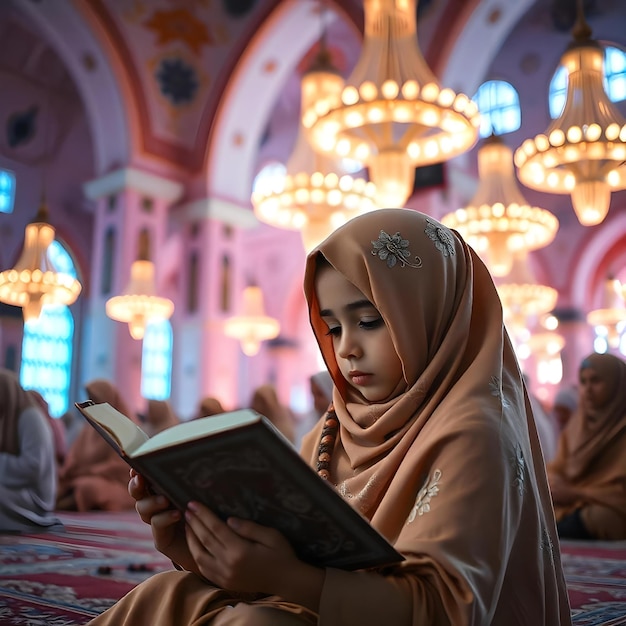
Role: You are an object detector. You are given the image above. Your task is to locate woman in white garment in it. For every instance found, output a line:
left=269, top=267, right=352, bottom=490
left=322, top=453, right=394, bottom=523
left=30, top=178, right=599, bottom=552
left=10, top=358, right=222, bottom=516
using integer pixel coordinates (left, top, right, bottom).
left=0, top=369, right=62, bottom=533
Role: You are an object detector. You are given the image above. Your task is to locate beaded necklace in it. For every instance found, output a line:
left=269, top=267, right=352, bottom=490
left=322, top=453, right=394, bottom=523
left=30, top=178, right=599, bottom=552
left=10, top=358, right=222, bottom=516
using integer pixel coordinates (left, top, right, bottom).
left=316, top=407, right=338, bottom=481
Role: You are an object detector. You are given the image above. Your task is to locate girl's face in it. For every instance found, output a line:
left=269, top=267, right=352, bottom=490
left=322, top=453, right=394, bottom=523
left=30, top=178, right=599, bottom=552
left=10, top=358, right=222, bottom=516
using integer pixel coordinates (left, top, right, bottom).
left=579, top=367, right=612, bottom=412
left=314, top=263, right=403, bottom=403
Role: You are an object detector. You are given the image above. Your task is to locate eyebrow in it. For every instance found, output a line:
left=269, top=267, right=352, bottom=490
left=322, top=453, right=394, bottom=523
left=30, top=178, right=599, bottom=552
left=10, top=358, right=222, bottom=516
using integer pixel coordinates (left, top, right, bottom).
left=319, top=299, right=376, bottom=318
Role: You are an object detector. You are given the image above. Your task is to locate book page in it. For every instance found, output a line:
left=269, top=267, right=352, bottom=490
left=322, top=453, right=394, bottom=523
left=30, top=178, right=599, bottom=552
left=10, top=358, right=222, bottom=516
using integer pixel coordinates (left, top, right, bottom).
left=80, top=403, right=150, bottom=454
left=132, top=409, right=263, bottom=457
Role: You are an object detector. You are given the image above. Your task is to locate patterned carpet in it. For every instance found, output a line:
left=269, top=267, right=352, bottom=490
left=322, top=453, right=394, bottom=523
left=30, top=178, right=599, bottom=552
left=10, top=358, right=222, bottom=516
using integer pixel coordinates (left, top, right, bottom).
left=0, top=512, right=625, bottom=625
left=0, top=511, right=171, bottom=625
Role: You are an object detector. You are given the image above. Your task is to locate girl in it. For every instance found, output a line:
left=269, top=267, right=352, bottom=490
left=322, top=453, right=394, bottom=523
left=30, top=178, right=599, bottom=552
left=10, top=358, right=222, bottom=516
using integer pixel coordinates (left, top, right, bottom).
left=87, top=209, right=571, bottom=625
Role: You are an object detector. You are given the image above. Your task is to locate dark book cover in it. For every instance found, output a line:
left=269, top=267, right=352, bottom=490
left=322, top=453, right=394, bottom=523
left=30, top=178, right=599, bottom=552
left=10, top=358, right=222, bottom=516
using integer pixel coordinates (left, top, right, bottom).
left=75, top=401, right=404, bottom=571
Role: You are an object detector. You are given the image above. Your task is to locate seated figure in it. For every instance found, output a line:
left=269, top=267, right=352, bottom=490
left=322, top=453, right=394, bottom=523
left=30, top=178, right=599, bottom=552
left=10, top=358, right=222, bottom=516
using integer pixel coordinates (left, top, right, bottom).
left=548, top=353, right=626, bottom=540
left=0, top=369, right=63, bottom=533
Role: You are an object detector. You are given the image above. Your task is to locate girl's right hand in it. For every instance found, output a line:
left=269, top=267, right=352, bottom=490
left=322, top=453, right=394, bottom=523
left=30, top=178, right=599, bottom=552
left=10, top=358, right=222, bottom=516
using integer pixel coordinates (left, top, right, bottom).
left=129, top=471, right=197, bottom=572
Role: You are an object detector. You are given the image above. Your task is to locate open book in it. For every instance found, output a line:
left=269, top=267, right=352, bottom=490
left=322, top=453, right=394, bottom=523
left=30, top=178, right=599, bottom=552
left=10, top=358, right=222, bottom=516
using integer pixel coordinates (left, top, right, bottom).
left=75, top=401, right=403, bottom=571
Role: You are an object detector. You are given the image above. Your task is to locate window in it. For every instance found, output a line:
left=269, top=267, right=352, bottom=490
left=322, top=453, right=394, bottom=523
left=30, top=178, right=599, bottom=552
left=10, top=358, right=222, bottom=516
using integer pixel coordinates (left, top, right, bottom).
left=0, top=169, right=16, bottom=214
left=252, top=161, right=287, bottom=195
left=141, top=319, right=173, bottom=400
left=472, top=80, right=521, bottom=138
left=20, top=240, right=78, bottom=417
left=549, top=45, right=626, bottom=118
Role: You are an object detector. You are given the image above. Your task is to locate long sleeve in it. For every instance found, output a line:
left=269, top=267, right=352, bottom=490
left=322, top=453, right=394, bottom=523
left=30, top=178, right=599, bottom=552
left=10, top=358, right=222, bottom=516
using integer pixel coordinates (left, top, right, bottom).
left=0, top=407, right=56, bottom=488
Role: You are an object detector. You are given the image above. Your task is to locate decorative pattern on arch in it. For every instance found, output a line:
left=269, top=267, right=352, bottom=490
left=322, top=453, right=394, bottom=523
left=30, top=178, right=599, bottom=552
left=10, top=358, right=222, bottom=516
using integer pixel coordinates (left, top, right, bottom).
left=9, top=0, right=131, bottom=174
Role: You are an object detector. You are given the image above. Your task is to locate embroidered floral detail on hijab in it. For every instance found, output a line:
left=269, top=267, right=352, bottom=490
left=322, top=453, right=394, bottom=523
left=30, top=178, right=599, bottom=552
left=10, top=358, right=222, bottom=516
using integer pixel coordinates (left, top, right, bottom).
left=408, top=469, right=442, bottom=522
left=425, top=219, right=455, bottom=257
left=512, top=443, right=525, bottom=496
left=371, top=230, right=423, bottom=269
left=489, top=376, right=511, bottom=408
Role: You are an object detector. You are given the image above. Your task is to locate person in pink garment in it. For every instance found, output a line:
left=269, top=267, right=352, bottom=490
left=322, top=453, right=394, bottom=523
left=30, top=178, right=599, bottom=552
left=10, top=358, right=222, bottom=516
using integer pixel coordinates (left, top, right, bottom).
left=56, top=379, right=137, bottom=512
left=85, top=209, right=571, bottom=625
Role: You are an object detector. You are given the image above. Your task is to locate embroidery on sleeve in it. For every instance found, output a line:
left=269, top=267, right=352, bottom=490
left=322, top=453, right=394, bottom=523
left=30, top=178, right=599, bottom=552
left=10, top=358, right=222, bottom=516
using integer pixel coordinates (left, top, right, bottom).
left=408, top=469, right=442, bottom=523
left=371, top=230, right=423, bottom=269
left=512, top=443, right=525, bottom=496
left=489, top=376, right=511, bottom=408
left=424, top=219, right=456, bottom=256
left=338, top=474, right=379, bottom=513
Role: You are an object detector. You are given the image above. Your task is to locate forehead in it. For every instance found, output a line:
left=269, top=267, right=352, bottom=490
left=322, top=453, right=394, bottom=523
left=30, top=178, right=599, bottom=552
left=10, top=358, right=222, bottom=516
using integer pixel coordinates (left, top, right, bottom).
left=314, top=264, right=372, bottom=311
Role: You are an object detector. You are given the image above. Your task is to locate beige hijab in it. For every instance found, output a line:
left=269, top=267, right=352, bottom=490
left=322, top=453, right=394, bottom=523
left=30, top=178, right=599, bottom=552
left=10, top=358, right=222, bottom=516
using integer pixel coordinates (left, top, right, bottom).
left=0, top=369, right=34, bottom=455
left=548, top=353, right=626, bottom=521
left=301, top=209, right=570, bottom=624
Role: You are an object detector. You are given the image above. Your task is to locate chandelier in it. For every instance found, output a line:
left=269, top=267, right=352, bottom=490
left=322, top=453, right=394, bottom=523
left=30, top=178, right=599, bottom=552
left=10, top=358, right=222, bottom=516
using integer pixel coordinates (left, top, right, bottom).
left=586, top=276, right=626, bottom=348
left=496, top=253, right=558, bottom=340
left=442, top=135, right=559, bottom=276
left=224, top=286, right=280, bottom=356
left=106, top=234, right=174, bottom=340
left=302, top=0, right=480, bottom=208
left=252, top=41, right=377, bottom=252
left=0, top=198, right=81, bottom=322
left=514, top=8, right=626, bottom=226
left=525, top=330, right=566, bottom=386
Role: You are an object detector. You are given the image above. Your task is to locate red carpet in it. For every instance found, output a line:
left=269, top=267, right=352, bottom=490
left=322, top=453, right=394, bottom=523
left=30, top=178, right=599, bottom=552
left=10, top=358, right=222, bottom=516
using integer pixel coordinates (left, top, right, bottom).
left=0, top=512, right=625, bottom=624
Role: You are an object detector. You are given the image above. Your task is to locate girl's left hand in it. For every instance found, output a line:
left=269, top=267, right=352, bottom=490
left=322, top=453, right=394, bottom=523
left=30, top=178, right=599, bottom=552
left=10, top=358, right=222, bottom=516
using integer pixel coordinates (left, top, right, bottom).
left=184, top=501, right=321, bottom=601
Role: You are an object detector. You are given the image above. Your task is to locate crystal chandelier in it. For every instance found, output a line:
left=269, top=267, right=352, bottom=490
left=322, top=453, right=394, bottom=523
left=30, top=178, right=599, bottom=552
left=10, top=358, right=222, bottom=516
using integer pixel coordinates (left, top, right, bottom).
left=496, top=252, right=558, bottom=341
left=302, top=0, right=480, bottom=208
left=224, top=286, right=280, bottom=356
left=514, top=7, right=626, bottom=226
left=442, top=135, right=559, bottom=277
left=586, top=276, right=626, bottom=348
left=0, top=198, right=82, bottom=322
left=525, top=331, right=566, bottom=386
left=252, top=41, right=377, bottom=252
left=106, top=234, right=174, bottom=340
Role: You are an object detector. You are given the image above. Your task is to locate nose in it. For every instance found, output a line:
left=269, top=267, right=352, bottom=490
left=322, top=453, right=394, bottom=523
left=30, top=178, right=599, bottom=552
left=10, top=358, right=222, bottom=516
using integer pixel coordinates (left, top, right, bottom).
left=336, top=328, right=361, bottom=360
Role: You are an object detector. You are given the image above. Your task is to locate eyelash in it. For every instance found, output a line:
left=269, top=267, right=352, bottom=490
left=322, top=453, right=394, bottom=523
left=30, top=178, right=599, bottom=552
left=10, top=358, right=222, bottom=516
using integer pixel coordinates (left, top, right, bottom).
left=325, top=318, right=384, bottom=337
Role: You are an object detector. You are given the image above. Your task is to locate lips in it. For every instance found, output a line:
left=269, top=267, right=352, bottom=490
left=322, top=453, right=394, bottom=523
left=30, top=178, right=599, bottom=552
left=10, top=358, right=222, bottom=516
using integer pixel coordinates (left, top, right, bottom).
left=349, top=371, right=371, bottom=385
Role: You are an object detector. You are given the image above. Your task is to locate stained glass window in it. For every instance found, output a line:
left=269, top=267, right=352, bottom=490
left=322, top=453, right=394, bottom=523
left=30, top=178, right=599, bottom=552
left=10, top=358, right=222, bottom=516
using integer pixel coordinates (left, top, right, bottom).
left=141, top=319, right=173, bottom=400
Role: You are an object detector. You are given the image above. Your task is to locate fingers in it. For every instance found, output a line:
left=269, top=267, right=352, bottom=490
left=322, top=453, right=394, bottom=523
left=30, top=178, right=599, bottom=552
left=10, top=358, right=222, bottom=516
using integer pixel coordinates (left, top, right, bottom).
left=185, top=502, right=229, bottom=551
left=135, top=493, right=173, bottom=525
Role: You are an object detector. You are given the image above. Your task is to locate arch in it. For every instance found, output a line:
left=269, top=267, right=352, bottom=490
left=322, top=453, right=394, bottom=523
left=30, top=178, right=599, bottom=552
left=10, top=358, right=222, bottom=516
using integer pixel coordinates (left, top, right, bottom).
left=205, top=1, right=350, bottom=204
left=570, top=208, right=626, bottom=309
left=439, top=0, right=535, bottom=96
left=9, top=0, right=131, bottom=174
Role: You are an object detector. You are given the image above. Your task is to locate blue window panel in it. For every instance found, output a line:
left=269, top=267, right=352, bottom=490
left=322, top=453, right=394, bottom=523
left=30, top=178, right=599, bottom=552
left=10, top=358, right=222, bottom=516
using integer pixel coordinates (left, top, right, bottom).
left=472, top=80, right=521, bottom=138
left=21, top=305, right=74, bottom=417
left=20, top=241, right=77, bottom=417
left=0, top=170, right=16, bottom=214
left=141, top=319, right=173, bottom=400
